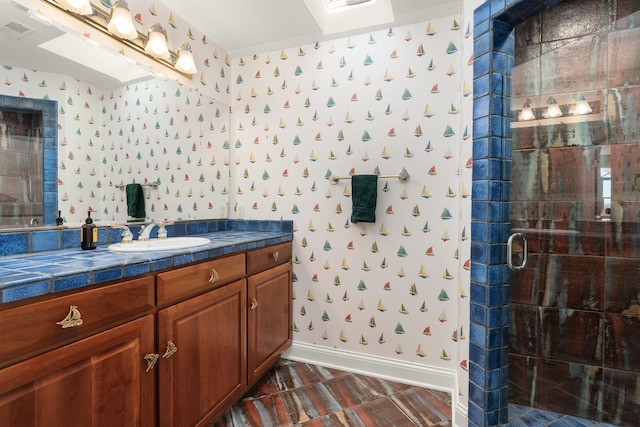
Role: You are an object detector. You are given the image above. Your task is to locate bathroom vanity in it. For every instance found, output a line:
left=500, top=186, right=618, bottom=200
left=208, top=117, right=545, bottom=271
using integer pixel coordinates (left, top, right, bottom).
left=0, top=227, right=292, bottom=427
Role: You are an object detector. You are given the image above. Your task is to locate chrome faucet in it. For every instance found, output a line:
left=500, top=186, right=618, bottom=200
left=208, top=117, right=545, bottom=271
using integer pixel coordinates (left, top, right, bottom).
left=138, top=221, right=157, bottom=241
left=29, top=217, right=39, bottom=227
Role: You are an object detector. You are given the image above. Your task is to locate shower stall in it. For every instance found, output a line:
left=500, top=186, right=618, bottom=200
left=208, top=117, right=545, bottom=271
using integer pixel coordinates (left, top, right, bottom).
left=470, top=0, right=640, bottom=425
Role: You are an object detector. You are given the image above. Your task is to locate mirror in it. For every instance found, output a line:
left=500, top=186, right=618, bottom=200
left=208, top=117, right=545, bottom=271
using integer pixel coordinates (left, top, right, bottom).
left=0, top=0, right=230, bottom=229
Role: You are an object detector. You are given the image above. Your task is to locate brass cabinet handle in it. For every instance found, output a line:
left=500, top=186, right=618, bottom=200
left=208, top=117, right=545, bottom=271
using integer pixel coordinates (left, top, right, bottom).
left=272, top=251, right=279, bottom=261
left=56, top=305, right=84, bottom=328
left=163, top=340, right=177, bottom=359
left=144, top=353, right=159, bottom=372
left=209, top=269, right=219, bottom=283
left=250, top=298, right=259, bottom=310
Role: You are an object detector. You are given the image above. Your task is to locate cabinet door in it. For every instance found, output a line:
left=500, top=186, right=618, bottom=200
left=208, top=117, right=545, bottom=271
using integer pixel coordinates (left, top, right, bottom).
left=157, top=279, right=247, bottom=427
left=247, top=262, right=292, bottom=385
left=0, top=315, right=156, bottom=427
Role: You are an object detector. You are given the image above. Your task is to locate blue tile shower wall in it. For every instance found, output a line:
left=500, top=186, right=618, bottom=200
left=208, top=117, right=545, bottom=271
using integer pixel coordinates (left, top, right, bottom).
left=471, top=1, right=565, bottom=426
left=0, top=219, right=291, bottom=256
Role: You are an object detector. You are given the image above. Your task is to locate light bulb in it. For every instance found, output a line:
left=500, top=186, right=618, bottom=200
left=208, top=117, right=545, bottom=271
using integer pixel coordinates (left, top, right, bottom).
left=175, top=43, right=197, bottom=74
left=106, top=1, right=138, bottom=40
left=544, top=97, right=562, bottom=118
left=145, top=24, right=170, bottom=60
left=59, top=0, right=92, bottom=14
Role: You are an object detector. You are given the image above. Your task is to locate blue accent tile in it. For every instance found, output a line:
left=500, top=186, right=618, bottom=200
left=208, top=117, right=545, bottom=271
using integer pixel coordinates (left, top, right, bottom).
left=486, top=368, right=502, bottom=389
left=474, top=74, right=490, bottom=99
left=471, top=302, right=487, bottom=324
left=150, top=257, right=173, bottom=271
left=474, top=34, right=492, bottom=62
left=472, top=201, right=489, bottom=221
left=93, top=268, right=123, bottom=284
left=474, top=138, right=489, bottom=159
left=53, top=273, right=91, bottom=293
left=470, top=322, right=486, bottom=346
left=1, top=280, right=50, bottom=303
left=123, top=262, right=149, bottom=277
left=490, top=0, right=506, bottom=16
left=172, top=254, right=192, bottom=266
left=32, top=230, right=60, bottom=252
left=0, top=233, right=29, bottom=255
left=474, top=18, right=490, bottom=40
left=474, top=1, right=491, bottom=25
left=471, top=222, right=488, bottom=244
left=490, top=73, right=505, bottom=95
left=474, top=93, right=490, bottom=119
left=468, top=381, right=484, bottom=407
left=474, top=116, right=490, bottom=139
left=471, top=283, right=487, bottom=306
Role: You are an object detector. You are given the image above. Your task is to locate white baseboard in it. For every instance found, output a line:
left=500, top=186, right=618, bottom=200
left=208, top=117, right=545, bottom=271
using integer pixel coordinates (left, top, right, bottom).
left=282, top=341, right=467, bottom=427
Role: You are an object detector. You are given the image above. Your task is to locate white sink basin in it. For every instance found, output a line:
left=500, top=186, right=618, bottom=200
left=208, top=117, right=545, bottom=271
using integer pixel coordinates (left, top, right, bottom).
left=108, top=237, right=211, bottom=252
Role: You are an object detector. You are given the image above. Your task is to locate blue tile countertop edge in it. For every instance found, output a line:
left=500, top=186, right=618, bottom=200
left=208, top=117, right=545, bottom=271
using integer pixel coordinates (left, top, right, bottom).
left=0, top=219, right=293, bottom=305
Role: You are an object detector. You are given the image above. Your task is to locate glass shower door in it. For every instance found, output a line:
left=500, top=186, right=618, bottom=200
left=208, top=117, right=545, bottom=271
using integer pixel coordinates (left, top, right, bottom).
left=507, top=3, right=640, bottom=424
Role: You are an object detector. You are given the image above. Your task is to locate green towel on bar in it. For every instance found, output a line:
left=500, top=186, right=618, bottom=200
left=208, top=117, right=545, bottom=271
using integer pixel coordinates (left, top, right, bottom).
left=126, top=183, right=146, bottom=218
left=351, top=175, right=378, bottom=223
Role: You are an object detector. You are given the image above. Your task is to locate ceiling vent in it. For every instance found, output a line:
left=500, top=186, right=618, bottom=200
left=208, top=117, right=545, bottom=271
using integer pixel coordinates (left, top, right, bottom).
left=0, top=19, right=34, bottom=40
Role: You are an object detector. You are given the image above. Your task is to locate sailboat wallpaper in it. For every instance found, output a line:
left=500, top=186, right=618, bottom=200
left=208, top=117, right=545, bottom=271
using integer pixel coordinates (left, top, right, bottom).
left=0, top=0, right=475, bottom=416
left=227, top=12, right=474, bottom=413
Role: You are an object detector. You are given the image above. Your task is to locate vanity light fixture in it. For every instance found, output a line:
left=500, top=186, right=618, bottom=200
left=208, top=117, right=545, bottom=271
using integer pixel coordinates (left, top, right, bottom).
left=57, top=0, right=92, bottom=15
left=518, top=98, right=536, bottom=121
left=175, top=42, right=197, bottom=74
left=144, top=23, right=171, bottom=60
left=106, top=0, right=138, bottom=40
left=544, top=96, right=562, bottom=118
left=573, top=94, right=593, bottom=115
left=44, top=0, right=198, bottom=76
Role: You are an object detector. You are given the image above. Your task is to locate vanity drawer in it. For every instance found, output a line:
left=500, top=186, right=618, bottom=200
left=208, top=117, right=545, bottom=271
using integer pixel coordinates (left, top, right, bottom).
left=247, top=242, right=292, bottom=275
left=156, top=253, right=246, bottom=307
left=0, top=276, right=154, bottom=369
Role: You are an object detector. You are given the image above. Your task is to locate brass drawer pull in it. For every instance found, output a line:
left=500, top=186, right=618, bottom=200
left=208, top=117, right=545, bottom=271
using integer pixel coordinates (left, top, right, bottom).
left=272, top=251, right=279, bottom=261
left=144, top=353, right=159, bottom=372
left=250, top=298, right=259, bottom=310
left=209, top=269, right=219, bottom=284
left=56, top=305, right=84, bottom=328
left=163, top=340, right=177, bottom=359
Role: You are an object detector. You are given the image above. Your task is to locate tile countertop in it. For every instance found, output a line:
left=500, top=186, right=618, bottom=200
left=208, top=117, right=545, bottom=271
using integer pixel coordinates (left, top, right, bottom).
left=0, top=230, right=293, bottom=305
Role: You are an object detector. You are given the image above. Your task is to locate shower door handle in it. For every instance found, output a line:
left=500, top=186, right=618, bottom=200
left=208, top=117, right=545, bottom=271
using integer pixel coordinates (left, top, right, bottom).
left=507, top=233, right=528, bottom=271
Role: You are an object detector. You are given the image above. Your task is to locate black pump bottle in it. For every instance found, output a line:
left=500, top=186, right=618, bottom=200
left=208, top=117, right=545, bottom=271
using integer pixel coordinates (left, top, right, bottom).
left=81, top=211, right=97, bottom=250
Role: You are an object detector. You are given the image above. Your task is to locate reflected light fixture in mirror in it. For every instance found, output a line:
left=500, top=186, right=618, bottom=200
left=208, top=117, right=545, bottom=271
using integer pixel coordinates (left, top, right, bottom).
left=518, top=98, right=535, bottom=121
left=145, top=23, right=171, bottom=60
left=106, top=0, right=138, bottom=40
left=573, top=95, right=593, bottom=115
left=175, top=43, right=197, bottom=74
left=57, top=0, right=91, bottom=15
left=544, top=96, right=562, bottom=118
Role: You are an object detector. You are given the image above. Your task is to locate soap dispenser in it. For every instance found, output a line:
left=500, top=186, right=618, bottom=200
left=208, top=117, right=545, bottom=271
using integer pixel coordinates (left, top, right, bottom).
left=55, top=210, right=64, bottom=226
left=81, top=211, right=97, bottom=250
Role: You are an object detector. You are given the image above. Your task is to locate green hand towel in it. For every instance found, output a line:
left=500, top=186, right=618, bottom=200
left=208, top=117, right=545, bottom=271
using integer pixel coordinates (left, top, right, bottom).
left=126, top=183, right=146, bottom=218
left=351, top=175, right=378, bottom=223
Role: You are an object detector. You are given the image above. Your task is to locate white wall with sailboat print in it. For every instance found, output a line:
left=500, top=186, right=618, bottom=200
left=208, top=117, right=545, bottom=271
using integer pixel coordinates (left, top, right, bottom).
left=228, top=10, right=474, bottom=418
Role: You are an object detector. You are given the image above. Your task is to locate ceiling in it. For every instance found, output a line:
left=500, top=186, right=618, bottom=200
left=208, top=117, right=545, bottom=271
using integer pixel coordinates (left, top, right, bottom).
left=159, top=0, right=461, bottom=58
left=0, top=0, right=461, bottom=89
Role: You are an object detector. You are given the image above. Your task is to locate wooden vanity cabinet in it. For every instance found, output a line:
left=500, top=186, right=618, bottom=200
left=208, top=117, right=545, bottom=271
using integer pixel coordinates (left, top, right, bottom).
left=0, top=314, right=156, bottom=427
left=0, top=241, right=292, bottom=427
left=247, top=261, right=292, bottom=386
left=157, top=279, right=247, bottom=427
left=156, top=245, right=292, bottom=426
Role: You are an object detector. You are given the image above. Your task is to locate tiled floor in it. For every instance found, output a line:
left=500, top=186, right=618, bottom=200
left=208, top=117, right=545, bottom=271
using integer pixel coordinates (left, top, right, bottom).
left=212, top=359, right=452, bottom=426
left=211, top=359, right=618, bottom=426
